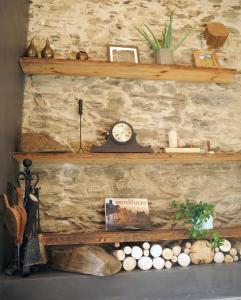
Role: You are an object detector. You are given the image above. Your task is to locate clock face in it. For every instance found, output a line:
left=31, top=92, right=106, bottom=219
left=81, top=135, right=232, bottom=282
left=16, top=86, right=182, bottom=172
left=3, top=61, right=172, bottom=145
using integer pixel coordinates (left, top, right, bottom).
left=111, top=122, right=133, bottom=144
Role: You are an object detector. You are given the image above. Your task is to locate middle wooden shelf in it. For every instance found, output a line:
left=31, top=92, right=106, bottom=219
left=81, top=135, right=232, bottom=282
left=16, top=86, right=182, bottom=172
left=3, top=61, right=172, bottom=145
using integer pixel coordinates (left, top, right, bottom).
left=13, top=152, right=241, bottom=164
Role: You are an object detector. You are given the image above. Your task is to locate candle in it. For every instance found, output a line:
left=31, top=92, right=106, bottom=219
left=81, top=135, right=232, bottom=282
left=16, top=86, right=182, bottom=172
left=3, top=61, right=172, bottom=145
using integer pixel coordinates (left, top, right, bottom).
left=168, top=130, right=178, bottom=148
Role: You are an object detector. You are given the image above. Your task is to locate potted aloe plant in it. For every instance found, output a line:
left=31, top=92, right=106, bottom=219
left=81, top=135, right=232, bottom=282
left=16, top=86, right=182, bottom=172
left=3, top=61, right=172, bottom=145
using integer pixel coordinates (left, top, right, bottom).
left=171, top=200, right=223, bottom=249
left=135, top=11, right=193, bottom=64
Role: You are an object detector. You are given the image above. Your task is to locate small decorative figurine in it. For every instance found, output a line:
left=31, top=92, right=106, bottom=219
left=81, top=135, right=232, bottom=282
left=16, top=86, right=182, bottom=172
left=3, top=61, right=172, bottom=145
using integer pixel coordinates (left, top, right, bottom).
left=24, top=38, right=38, bottom=58
left=41, top=39, right=54, bottom=58
left=76, top=51, right=88, bottom=60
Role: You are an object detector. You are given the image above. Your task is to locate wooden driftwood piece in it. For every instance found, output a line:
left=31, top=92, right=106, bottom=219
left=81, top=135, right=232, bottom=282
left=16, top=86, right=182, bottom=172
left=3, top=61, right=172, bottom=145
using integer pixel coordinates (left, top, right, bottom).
left=204, top=22, right=229, bottom=48
left=190, top=240, right=214, bottom=264
left=51, top=245, right=121, bottom=276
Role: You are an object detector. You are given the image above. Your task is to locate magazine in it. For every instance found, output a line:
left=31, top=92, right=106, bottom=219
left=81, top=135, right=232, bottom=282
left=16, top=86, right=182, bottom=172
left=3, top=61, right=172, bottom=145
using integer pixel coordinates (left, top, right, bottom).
left=105, top=198, right=151, bottom=230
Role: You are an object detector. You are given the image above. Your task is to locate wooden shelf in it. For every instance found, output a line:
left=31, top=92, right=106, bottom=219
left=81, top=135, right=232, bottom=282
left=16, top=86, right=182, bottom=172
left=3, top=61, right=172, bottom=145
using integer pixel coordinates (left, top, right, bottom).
left=13, top=152, right=241, bottom=164
left=42, top=227, right=241, bottom=246
left=19, top=58, right=236, bottom=83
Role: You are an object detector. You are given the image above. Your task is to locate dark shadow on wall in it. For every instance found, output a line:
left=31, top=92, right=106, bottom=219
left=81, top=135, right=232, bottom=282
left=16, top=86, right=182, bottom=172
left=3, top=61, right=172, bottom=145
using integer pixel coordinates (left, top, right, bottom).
left=0, top=0, right=29, bottom=273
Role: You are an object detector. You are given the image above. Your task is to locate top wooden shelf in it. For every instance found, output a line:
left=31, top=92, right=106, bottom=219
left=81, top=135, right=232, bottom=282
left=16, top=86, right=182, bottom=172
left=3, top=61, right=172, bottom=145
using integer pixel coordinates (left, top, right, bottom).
left=19, top=58, right=236, bottom=83
left=13, top=152, right=241, bottom=164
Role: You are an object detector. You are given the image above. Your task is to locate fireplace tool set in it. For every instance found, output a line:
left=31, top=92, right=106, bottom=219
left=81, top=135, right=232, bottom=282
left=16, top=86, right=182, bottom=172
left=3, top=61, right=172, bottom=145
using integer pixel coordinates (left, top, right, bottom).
left=3, top=159, right=47, bottom=277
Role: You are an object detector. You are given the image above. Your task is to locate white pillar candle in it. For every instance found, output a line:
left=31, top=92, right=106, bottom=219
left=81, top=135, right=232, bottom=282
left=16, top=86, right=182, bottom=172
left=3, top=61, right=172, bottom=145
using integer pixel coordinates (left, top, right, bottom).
left=168, top=130, right=178, bottom=148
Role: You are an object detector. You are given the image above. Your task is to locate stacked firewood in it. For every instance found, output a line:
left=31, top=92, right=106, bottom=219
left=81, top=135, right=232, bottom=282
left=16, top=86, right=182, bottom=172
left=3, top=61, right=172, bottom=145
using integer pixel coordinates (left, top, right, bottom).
left=112, top=239, right=240, bottom=272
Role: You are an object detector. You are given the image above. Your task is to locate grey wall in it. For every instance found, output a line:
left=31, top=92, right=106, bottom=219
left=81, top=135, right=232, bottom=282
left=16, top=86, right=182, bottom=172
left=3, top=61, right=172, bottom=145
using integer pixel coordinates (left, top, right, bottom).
left=0, top=0, right=29, bottom=272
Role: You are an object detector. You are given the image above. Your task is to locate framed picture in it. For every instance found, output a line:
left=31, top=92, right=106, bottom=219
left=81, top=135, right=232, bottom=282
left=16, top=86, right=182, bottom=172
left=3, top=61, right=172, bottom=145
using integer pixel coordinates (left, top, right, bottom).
left=193, top=50, right=219, bottom=68
left=107, top=44, right=140, bottom=63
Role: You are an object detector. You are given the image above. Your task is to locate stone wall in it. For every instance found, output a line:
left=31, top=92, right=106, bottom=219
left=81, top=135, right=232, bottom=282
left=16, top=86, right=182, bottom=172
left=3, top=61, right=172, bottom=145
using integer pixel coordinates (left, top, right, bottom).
left=23, top=0, right=241, bottom=232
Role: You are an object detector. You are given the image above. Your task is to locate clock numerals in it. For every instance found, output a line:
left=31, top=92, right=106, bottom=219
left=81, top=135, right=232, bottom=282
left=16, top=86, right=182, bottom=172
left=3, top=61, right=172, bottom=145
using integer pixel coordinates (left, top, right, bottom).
left=111, top=122, right=133, bottom=144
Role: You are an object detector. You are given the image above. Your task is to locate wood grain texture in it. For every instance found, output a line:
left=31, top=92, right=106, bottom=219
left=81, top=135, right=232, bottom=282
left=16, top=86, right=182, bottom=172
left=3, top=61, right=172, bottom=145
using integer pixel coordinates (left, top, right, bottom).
left=43, top=227, right=241, bottom=246
left=19, top=58, right=236, bottom=83
left=13, top=152, right=241, bottom=164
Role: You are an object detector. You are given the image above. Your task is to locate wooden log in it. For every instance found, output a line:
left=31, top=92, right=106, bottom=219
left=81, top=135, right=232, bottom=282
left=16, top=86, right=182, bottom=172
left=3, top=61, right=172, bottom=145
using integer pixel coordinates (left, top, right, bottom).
left=177, top=253, right=191, bottom=267
left=138, top=256, right=153, bottom=271
left=123, top=257, right=136, bottom=271
left=229, top=248, right=238, bottom=257
left=165, top=261, right=173, bottom=269
left=112, top=249, right=125, bottom=261
left=171, top=255, right=178, bottom=263
left=114, top=242, right=120, bottom=248
left=152, top=257, right=165, bottom=270
left=220, top=239, right=231, bottom=253
left=143, top=249, right=150, bottom=257
left=185, top=242, right=192, bottom=249
left=142, top=242, right=150, bottom=250
left=51, top=245, right=122, bottom=276
left=172, top=245, right=182, bottom=256
left=190, top=240, right=214, bottom=264
left=131, top=246, right=143, bottom=260
left=215, top=247, right=220, bottom=253
left=150, top=244, right=162, bottom=258
left=162, top=248, right=173, bottom=260
left=214, top=252, right=224, bottom=264
left=224, top=254, right=234, bottom=263
left=123, top=246, right=132, bottom=255
left=233, top=255, right=239, bottom=262
left=230, top=240, right=241, bottom=255
left=184, top=248, right=190, bottom=255
left=204, top=22, right=229, bottom=49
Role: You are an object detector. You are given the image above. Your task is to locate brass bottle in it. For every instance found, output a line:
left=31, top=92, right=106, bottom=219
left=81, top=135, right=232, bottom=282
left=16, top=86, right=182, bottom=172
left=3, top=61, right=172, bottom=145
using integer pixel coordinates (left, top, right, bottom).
left=24, top=38, right=38, bottom=58
left=41, top=39, right=54, bottom=58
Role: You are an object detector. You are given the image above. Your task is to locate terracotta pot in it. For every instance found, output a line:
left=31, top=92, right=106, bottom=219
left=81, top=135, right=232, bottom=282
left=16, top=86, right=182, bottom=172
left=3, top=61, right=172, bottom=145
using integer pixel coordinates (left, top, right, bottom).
left=155, top=49, right=174, bottom=64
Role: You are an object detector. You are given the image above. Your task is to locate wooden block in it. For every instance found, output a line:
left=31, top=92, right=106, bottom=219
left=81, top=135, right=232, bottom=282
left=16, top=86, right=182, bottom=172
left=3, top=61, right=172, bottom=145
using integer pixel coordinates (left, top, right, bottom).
left=204, top=22, right=229, bottom=48
left=21, top=132, right=71, bottom=152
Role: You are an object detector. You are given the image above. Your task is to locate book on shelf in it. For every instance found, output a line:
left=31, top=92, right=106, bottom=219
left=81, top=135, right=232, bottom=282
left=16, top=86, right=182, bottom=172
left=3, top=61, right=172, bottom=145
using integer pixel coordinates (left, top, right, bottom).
left=165, top=147, right=201, bottom=153
left=105, top=198, right=151, bottom=230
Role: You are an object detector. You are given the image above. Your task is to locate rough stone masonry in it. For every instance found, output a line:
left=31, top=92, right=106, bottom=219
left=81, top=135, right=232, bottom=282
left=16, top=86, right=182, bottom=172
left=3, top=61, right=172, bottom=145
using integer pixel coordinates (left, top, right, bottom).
left=22, top=0, right=241, bottom=232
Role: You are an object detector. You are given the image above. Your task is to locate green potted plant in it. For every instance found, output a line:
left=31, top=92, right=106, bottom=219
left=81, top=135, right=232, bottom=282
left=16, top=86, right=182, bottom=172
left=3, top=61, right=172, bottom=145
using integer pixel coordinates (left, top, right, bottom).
left=171, top=200, right=223, bottom=249
left=135, top=11, right=194, bottom=64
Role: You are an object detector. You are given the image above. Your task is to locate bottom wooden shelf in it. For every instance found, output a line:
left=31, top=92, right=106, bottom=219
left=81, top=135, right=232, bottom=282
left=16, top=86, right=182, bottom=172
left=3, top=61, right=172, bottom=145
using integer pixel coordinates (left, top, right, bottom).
left=42, top=227, right=241, bottom=246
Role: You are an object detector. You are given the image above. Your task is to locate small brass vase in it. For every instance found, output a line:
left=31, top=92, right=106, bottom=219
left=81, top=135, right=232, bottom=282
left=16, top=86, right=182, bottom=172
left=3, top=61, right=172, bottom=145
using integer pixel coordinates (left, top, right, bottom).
left=24, top=39, right=38, bottom=58
left=76, top=51, right=88, bottom=60
left=41, top=39, right=54, bottom=58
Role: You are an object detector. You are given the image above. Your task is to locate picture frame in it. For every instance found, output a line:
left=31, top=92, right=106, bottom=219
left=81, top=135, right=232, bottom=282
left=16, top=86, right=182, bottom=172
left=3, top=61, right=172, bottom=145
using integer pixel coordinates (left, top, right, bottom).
left=193, top=50, right=220, bottom=68
left=107, top=44, right=140, bottom=63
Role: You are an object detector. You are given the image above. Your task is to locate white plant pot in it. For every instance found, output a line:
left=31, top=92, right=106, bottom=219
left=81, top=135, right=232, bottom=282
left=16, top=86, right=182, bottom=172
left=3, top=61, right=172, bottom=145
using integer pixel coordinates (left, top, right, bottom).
left=155, top=49, right=174, bottom=64
left=201, top=216, right=213, bottom=230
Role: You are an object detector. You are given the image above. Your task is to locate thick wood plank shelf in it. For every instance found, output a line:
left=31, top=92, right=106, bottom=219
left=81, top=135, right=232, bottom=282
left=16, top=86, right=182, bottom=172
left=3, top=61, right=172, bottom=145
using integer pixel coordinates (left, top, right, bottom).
left=13, top=152, right=241, bottom=164
left=19, top=58, right=236, bottom=83
left=43, top=227, right=241, bottom=246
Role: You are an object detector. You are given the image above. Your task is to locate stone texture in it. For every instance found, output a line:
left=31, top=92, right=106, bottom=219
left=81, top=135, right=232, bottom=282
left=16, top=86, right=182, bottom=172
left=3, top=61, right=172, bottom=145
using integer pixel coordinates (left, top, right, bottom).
left=22, top=0, right=241, bottom=233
